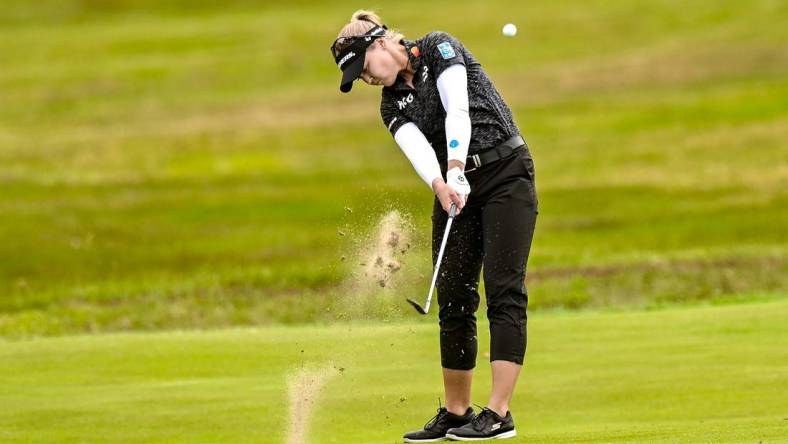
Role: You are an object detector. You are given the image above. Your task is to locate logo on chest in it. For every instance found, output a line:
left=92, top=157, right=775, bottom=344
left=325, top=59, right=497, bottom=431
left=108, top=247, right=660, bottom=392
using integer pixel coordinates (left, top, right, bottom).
left=397, top=93, right=414, bottom=110
left=421, top=66, right=429, bottom=82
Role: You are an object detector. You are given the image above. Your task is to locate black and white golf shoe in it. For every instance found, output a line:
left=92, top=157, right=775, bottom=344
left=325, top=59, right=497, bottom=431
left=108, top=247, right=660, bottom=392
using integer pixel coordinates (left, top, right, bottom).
left=445, top=406, right=516, bottom=441
left=403, top=400, right=475, bottom=443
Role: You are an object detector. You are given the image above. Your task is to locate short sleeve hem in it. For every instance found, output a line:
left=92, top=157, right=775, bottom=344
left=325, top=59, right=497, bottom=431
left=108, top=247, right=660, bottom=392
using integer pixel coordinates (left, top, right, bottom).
left=424, top=31, right=466, bottom=79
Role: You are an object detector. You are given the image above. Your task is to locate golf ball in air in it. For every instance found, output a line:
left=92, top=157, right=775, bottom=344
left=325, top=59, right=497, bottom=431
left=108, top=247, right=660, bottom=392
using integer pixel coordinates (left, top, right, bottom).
left=502, top=23, right=517, bottom=37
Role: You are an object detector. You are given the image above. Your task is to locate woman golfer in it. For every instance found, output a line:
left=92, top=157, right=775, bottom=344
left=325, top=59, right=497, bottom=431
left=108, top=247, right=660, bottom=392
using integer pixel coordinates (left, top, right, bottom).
left=331, top=11, right=538, bottom=442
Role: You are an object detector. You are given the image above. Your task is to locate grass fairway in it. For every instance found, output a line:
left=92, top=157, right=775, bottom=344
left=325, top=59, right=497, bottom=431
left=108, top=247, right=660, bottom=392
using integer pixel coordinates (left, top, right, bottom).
left=2, top=299, right=786, bottom=443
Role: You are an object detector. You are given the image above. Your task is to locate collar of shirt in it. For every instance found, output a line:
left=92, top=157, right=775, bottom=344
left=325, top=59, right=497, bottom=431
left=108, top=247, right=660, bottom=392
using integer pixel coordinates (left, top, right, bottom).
left=388, top=39, right=423, bottom=92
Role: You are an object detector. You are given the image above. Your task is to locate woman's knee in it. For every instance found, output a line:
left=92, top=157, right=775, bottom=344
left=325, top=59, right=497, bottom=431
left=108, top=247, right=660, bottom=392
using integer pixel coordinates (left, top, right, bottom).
left=486, top=289, right=527, bottom=327
left=438, top=304, right=477, bottom=332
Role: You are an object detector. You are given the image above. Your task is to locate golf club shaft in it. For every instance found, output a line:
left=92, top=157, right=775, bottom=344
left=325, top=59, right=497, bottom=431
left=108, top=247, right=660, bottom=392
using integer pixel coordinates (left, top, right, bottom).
left=423, top=203, right=457, bottom=313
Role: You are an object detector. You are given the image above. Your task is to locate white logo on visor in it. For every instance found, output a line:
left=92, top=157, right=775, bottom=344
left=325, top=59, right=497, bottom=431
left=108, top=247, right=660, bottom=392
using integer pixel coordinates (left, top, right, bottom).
left=338, top=51, right=356, bottom=69
left=365, top=28, right=385, bottom=42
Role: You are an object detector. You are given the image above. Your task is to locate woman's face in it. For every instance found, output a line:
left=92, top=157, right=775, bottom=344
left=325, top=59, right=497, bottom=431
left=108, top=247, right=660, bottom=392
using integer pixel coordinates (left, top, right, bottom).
left=359, top=40, right=400, bottom=87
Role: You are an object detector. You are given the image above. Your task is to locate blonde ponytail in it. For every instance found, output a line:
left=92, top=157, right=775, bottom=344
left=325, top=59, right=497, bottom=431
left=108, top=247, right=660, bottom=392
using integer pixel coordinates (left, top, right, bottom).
left=336, top=9, right=404, bottom=43
left=351, top=10, right=383, bottom=26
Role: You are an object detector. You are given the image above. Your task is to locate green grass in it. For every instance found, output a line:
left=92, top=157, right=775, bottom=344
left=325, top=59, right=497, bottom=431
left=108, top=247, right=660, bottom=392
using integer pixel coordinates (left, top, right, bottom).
left=1, top=299, right=786, bottom=443
left=1, top=0, right=787, bottom=336
left=1, top=3, right=786, bottom=442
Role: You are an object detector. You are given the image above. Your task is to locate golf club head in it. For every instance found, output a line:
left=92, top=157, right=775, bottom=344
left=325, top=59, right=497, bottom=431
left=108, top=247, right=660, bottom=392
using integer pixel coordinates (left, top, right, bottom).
left=406, top=298, right=428, bottom=315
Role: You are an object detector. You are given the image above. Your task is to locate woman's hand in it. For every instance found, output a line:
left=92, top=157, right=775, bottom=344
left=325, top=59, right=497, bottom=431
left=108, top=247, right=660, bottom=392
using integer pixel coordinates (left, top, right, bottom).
left=432, top=167, right=470, bottom=215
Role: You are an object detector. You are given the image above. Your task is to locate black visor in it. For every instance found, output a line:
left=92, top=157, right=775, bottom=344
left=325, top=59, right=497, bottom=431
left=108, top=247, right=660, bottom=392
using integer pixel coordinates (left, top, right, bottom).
left=331, top=24, right=387, bottom=93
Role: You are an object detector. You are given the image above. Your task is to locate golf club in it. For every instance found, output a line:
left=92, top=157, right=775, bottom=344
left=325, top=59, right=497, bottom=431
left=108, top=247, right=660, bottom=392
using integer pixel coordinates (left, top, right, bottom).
left=407, top=202, right=457, bottom=315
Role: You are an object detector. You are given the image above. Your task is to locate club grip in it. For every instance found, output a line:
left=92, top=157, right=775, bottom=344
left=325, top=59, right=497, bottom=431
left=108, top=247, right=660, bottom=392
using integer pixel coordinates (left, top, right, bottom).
left=448, top=202, right=457, bottom=218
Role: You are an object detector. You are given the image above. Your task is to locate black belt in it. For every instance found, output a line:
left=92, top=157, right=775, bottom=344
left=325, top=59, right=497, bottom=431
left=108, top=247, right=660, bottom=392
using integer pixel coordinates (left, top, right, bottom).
left=464, top=135, right=526, bottom=173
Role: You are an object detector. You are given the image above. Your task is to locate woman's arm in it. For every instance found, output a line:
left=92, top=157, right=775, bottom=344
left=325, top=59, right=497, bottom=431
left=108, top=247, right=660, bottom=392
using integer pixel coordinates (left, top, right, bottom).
left=435, top=64, right=471, bottom=212
left=436, top=64, right=471, bottom=171
left=393, top=122, right=443, bottom=191
left=393, top=122, right=469, bottom=214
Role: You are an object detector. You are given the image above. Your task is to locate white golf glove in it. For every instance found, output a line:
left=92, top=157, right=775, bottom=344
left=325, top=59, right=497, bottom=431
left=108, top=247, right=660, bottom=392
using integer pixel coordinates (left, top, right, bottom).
left=446, top=166, right=471, bottom=204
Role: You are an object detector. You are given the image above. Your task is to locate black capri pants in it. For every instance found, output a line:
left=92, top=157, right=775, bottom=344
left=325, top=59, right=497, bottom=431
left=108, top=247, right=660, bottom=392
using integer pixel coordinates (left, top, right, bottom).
left=432, top=143, right=538, bottom=370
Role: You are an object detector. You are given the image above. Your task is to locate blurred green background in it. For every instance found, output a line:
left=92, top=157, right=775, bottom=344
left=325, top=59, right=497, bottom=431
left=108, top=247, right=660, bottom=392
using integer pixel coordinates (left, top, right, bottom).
left=2, top=0, right=786, bottom=336
left=2, top=1, right=787, bottom=443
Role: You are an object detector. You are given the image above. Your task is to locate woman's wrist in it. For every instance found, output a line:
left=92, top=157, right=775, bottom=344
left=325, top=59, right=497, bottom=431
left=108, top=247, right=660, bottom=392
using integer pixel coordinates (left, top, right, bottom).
left=447, top=159, right=465, bottom=172
left=431, top=177, right=445, bottom=193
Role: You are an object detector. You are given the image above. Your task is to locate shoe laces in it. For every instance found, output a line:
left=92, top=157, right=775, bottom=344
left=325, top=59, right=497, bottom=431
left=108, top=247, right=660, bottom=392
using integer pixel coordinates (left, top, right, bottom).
left=469, top=404, right=496, bottom=431
left=423, top=398, right=450, bottom=430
